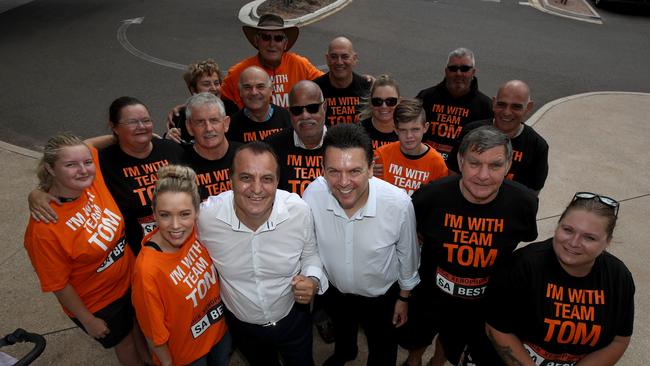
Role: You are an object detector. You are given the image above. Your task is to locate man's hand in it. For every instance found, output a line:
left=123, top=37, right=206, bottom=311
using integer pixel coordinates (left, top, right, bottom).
left=165, top=104, right=185, bottom=144
left=291, top=275, right=318, bottom=304
left=373, top=156, right=383, bottom=178
left=392, top=299, right=408, bottom=328
left=28, top=189, right=60, bottom=223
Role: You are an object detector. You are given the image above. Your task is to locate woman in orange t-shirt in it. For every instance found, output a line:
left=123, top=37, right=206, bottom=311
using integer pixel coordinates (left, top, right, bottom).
left=132, top=165, right=229, bottom=366
left=23, top=133, right=148, bottom=364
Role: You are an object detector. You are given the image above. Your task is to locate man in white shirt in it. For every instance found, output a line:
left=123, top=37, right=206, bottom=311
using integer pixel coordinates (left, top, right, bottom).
left=198, top=141, right=328, bottom=366
left=302, top=123, right=420, bottom=366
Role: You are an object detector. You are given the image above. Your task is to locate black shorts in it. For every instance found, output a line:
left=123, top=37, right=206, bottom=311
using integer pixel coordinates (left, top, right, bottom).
left=70, top=290, right=134, bottom=349
left=397, top=290, right=438, bottom=350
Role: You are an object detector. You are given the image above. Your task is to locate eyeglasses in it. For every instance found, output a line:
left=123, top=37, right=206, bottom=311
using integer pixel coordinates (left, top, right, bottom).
left=370, top=97, right=398, bottom=107
left=446, top=65, right=473, bottom=73
left=572, top=191, right=619, bottom=217
left=289, top=102, right=323, bottom=116
left=190, top=118, right=225, bottom=128
left=257, top=33, right=286, bottom=43
left=118, top=118, right=153, bottom=127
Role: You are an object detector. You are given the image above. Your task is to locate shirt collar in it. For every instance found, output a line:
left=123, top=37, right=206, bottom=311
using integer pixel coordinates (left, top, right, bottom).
left=213, top=190, right=290, bottom=232
left=293, top=125, right=327, bottom=149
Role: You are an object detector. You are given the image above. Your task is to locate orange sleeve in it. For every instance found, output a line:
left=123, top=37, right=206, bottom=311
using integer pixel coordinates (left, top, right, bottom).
left=24, top=223, right=72, bottom=292
left=132, top=256, right=169, bottom=347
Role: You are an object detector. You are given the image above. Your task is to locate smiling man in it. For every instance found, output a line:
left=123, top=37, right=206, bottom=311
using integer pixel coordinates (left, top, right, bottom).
left=313, top=36, right=371, bottom=126
left=447, top=80, right=550, bottom=194
left=198, top=141, right=328, bottom=366
left=416, top=47, right=493, bottom=161
left=220, top=14, right=323, bottom=108
left=266, top=80, right=327, bottom=195
left=401, top=125, right=539, bottom=366
left=302, top=123, right=420, bottom=366
left=180, top=92, right=241, bottom=200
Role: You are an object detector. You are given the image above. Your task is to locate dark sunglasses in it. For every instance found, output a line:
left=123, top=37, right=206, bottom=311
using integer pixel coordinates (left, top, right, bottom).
left=257, top=33, right=286, bottom=43
left=289, top=102, right=323, bottom=116
left=446, top=65, right=473, bottom=73
left=572, top=191, right=619, bottom=217
left=370, top=97, right=398, bottom=107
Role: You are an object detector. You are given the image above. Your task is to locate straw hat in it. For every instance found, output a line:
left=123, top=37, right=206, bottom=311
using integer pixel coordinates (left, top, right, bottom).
left=242, top=14, right=299, bottom=51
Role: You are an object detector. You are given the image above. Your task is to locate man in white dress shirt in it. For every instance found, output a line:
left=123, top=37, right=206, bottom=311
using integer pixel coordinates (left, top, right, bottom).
left=198, top=141, right=328, bottom=366
left=302, top=123, right=420, bottom=366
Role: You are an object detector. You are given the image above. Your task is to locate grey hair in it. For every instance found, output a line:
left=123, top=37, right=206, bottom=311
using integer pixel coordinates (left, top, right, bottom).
left=185, top=92, right=225, bottom=120
left=447, top=47, right=475, bottom=67
left=458, top=125, right=512, bottom=162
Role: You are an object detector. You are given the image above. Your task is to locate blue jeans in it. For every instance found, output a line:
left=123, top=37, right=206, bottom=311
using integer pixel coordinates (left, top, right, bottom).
left=187, top=331, right=232, bottom=366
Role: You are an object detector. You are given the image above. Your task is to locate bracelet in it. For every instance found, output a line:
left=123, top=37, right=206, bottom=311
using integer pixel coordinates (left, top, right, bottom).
left=397, top=294, right=410, bottom=303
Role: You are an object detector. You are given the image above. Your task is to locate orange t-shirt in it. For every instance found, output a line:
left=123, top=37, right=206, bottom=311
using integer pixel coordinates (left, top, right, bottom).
left=221, top=52, right=324, bottom=108
left=132, top=228, right=227, bottom=366
left=375, top=142, right=448, bottom=196
left=24, top=147, right=134, bottom=316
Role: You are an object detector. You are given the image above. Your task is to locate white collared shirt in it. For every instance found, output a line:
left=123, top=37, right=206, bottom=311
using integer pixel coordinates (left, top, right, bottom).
left=303, top=176, right=420, bottom=297
left=292, top=125, right=327, bottom=149
left=198, top=190, right=328, bottom=324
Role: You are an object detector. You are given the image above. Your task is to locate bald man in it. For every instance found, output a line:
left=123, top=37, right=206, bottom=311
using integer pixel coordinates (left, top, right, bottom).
left=314, top=37, right=371, bottom=126
left=266, top=80, right=327, bottom=196
left=447, top=80, right=549, bottom=194
left=226, top=66, right=291, bottom=143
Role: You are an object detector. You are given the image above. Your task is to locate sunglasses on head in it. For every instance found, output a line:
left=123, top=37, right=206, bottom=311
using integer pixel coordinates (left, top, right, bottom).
left=289, top=102, right=323, bottom=116
left=370, top=97, right=398, bottom=107
left=572, top=191, right=619, bottom=217
left=257, top=33, right=286, bottom=43
left=446, top=65, right=473, bottom=73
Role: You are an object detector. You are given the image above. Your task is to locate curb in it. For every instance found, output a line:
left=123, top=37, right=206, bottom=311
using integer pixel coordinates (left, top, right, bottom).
left=527, top=91, right=650, bottom=127
left=529, top=0, right=602, bottom=24
left=239, top=0, right=352, bottom=27
left=0, top=140, right=41, bottom=159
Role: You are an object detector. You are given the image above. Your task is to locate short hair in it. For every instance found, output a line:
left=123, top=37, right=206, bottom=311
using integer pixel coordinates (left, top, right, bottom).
left=323, top=124, right=373, bottom=167
left=183, top=59, right=222, bottom=92
left=289, top=80, right=324, bottom=106
left=153, top=165, right=201, bottom=212
left=359, top=74, right=400, bottom=120
left=458, top=125, right=512, bottom=162
left=559, top=194, right=618, bottom=241
left=108, top=96, right=148, bottom=125
left=37, top=133, right=87, bottom=191
left=237, top=66, right=272, bottom=91
left=393, top=98, right=425, bottom=127
left=230, top=141, right=281, bottom=178
left=185, top=92, right=225, bottom=120
left=447, top=47, right=475, bottom=67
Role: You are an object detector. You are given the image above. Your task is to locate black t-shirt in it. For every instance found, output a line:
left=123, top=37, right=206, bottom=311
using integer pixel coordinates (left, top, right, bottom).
left=447, top=119, right=550, bottom=192
left=172, top=97, right=239, bottom=145
left=411, top=175, right=538, bottom=303
left=360, top=118, right=398, bottom=151
left=416, top=77, right=493, bottom=161
left=266, top=128, right=322, bottom=196
left=226, top=104, right=290, bottom=143
left=314, top=72, right=371, bottom=126
left=181, top=141, right=241, bottom=200
left=98, top=139, right=184, bottom=255
left=487, top=239, right=635, bottom=365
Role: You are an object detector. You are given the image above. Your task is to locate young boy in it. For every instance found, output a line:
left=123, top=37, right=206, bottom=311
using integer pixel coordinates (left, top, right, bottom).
left=374, top=99, right=448, bottom=195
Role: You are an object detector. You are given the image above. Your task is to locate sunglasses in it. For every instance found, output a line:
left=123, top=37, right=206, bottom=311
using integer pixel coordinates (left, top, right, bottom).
left=446, top=65, right=473, bottom=73
left=572, top=191, right=619, bottom=217
left=257, top=33, right=286, bottom=43
left=370, top=97, right=398, bottom=107
left=289, top=102, right=323, bottom=116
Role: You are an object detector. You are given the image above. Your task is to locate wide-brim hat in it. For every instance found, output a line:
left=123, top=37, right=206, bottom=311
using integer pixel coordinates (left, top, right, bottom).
left=242, top=14, right=299, bottom=51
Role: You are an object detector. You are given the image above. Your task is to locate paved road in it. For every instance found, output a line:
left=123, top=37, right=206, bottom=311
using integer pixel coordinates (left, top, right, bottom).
left=1, top=0, right=649, bottom=149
